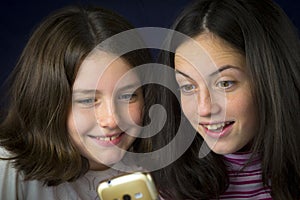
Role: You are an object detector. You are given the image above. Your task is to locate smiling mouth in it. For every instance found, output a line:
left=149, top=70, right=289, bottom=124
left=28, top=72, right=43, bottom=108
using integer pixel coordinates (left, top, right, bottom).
left=90, top=133, right=123, bottom=141
left=202, top=121, right=234, bottom=132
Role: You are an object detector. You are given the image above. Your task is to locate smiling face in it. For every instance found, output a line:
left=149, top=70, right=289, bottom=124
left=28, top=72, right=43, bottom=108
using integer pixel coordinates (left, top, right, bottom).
left=174, top=34, right=258, bottom=155
left=67, top=50, right=144, bottom=170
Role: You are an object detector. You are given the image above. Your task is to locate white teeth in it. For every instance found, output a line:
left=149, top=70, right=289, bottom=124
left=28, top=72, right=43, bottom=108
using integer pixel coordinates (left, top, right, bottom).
left=205, top=123, right=225, bottom=131
left=203, top=122, right=227, bottom=131
left=95, top=134, right=120, bottom=141
left=203, top=121, right=233, bottom=131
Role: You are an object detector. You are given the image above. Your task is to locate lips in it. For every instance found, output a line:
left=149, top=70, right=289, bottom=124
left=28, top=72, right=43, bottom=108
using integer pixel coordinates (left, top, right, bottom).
left=92, top=133, right=122, bottom=141
left=202, top=121, right=234, bottom=132
left=200, top=121, right=235, bottom=138
left=89, top=132, right=125, bottom=146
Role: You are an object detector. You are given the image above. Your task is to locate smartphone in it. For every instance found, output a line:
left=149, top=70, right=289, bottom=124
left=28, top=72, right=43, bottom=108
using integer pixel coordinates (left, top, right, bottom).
left=97, top=172, right=159, bottom=200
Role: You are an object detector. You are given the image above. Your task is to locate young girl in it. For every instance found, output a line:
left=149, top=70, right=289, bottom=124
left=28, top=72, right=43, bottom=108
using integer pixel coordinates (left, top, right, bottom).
left=157, top=0, right=300, bottom=199
left=0, top=5, right=156, bottom=199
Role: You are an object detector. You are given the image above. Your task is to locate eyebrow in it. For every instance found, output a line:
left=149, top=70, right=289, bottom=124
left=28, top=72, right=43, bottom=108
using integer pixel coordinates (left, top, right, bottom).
left=72, top=89, right=100, bottom=95
left=72, top=83, right=142, bottom=95
left=174, top=70, right=193, bottom=79
left=209, top=65, right=241, bottom=77
left=175, top=65, right=241, bottom=79
left=118, top=83, right=142, bottom=91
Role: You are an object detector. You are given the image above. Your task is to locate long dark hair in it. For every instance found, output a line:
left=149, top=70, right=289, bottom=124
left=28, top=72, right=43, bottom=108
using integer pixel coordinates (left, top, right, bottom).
left=157, top=0, right=300, bottom=199
left=0, top=6, right=153, bottom=186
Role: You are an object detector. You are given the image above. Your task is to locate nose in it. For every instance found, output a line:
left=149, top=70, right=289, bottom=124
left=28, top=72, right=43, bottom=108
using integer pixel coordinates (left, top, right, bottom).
left=198, top=88, right=221, bottom=117
left=95, top=100, right=118, bottom=129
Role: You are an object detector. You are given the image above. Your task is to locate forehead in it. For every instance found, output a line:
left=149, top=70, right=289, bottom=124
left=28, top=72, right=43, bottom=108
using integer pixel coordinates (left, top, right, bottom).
left=73, top=50, right=138, bottom=90
left=175, top=34, right=245, bottom=75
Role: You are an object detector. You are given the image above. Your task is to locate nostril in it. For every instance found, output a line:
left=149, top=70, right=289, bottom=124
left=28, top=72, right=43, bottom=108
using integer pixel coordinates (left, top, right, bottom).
left=96, top=115, right=118, bottom=128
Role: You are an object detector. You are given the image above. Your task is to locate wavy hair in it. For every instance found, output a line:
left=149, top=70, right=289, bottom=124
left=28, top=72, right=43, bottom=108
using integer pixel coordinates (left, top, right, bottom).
left=0, top=6, right=153, bottom=186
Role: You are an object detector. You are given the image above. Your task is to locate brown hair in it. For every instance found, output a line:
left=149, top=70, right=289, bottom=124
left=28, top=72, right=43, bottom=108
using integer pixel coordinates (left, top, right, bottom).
left=157, top=0, right=300, bottom=199
left=0, top=5, right=153, bottom=186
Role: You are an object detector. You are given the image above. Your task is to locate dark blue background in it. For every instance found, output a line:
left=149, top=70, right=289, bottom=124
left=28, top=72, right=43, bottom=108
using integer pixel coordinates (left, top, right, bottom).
left=0, top=0, right=299, bottom=95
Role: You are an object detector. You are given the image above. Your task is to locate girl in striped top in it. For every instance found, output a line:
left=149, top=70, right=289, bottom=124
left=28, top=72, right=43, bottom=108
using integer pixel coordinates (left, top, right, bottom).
left=155, top=0, right=300, bottom=199
left=220, top=152, right=271, bottom=199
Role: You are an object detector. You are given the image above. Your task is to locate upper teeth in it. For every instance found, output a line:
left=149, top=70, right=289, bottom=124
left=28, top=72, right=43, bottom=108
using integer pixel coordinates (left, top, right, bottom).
left=95, top=134, right=120, bottom=141
left=203, top=122, right=231, bottom=131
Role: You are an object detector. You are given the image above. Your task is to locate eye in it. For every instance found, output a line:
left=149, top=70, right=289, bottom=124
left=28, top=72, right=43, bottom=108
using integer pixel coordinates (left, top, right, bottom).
left=179, top=84, right=197, bottom=94
left=216, top=80, right=235, bottom=89
left=118, top=93, right=138, bottom=102
left=74, top=98, right=97, bottom=107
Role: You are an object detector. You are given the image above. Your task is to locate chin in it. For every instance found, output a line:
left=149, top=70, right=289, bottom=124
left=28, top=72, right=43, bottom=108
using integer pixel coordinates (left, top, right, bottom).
left=104, top=154, right=124, bottom=165
left=94, top=151, right=125, bottom=167
left=212, top=149, right=232, bottom=155
left=209, top=144, right=236, bottom=155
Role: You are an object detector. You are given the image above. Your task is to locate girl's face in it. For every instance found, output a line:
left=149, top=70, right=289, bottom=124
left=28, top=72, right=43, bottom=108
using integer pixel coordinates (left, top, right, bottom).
left=174, top=34, right=258, bottom=155
left=67, top=51, right=144, bottom=170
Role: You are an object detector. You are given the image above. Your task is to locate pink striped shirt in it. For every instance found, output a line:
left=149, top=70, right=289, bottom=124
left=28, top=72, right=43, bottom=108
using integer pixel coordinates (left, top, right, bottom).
left=219, top=152, right=272, bottom=200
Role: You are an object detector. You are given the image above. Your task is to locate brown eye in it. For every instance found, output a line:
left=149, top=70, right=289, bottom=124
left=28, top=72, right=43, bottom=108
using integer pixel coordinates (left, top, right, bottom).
left=179, top=84, right=196, bottom=94
left=216, top=81, right=235, bottom=89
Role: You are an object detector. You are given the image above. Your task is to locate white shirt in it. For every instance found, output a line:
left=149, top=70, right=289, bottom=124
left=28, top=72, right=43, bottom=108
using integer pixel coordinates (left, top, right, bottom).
left=0, top=147, right=142, bottom=200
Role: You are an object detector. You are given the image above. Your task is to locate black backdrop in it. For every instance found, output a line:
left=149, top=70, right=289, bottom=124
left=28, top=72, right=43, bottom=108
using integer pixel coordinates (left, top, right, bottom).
left=0, top=0, right=299, bottom=98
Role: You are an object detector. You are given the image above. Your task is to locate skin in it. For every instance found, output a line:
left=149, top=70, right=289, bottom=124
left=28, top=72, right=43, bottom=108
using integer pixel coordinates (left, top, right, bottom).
left=174, top=33, right=258, bottom=155
left=67, top=50, right=144, bottom=170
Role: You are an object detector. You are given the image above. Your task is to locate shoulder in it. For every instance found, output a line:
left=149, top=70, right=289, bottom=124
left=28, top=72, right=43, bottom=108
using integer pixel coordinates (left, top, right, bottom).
left=0, top=148, right=71, bottom=199
left=0, top=146, right=12, bottom=158
left=0, top=147, right=17, bottom=176
left=0, top=147, right=20, bottom=199
left=0, top=147, right=16, bottom=172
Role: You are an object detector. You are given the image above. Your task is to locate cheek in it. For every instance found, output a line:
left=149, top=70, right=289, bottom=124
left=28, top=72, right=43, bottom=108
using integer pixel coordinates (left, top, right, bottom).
left=229, top=91, right=258, bottom=129
left=241, top=100, right=258, bottom=130
left=67, top=114, right=81, bottom=147
left=181, top=96, right=197, bottom=122
left=129, top=102, right=144, bottom=126
left=118, top=100, right=144, bottom=127
left=236, top=99, right=258, bottom=144
left=67, top=109, right=95, bottom=136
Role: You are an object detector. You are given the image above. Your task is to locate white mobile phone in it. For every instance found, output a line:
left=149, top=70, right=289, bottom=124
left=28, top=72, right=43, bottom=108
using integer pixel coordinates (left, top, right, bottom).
left=97, top=172, right=159, bottom=200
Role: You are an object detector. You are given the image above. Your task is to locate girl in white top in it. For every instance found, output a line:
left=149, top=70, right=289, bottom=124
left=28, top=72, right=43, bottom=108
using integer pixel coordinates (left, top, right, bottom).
left=0, top=5, right=156, bottom=199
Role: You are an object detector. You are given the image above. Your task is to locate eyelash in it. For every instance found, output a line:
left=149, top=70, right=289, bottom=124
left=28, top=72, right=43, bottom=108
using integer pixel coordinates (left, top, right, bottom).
left=179, top=84, right=197, bottom=95
left=216, top=80, right=236, bottom=89
left=75, top=98, right=98, bottom=107
left=117, top=93, right=138, bottom=102
left=75, top=93, right=138, bottom=105
left=178, top=80, right=236, bottom=95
